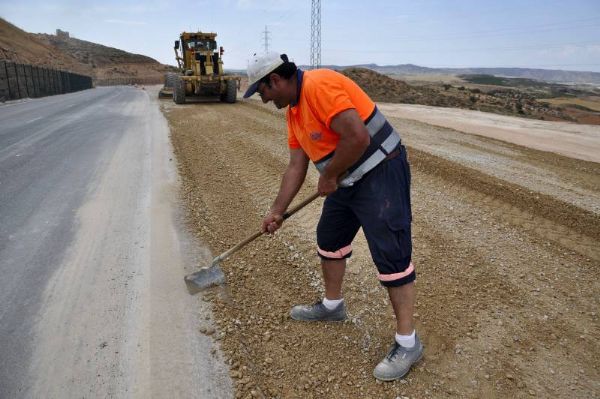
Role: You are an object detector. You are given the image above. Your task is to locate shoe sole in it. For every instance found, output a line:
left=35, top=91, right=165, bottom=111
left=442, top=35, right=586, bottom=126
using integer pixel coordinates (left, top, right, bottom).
left=290, top=314, right=347, bottom=322
left=372, top=352, right=424, bottom=382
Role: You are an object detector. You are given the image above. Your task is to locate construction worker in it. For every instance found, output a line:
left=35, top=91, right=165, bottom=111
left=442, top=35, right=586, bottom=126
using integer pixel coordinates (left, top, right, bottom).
left=244, top=52, right=423, bottom=381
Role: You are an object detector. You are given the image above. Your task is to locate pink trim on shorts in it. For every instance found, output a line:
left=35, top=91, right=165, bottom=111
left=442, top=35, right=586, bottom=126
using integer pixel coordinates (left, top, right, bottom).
left=317, top=245, right=353, bottom=259
left=378, top=262, right=415, bottom=281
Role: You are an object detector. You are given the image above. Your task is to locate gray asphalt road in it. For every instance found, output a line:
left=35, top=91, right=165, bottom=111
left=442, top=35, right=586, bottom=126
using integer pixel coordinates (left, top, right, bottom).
left=0, top=87, right=231, bottom=398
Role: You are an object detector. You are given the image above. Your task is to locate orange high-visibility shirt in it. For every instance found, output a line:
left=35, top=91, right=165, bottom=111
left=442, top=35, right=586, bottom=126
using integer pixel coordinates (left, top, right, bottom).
left=286, top=69, right=375, bottom=162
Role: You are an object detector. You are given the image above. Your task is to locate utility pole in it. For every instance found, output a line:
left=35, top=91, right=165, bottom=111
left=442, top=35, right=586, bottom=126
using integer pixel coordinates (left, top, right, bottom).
left=262, top=25, right=270, bottom=54
left=310, top=0, right=321, bottom=69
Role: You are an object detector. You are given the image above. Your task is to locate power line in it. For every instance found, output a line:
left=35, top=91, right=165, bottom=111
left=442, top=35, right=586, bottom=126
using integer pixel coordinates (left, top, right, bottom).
left=424, top=62, right=600, bottom=69
left=438, top=16, right=600, bottom=38
left=325, top=40, right=600, bottom=55
left=268, top=9, right=299, bottom=54
left=324, top=17, right=600, bottom=44
left=395, top=23, right=600, bottom=42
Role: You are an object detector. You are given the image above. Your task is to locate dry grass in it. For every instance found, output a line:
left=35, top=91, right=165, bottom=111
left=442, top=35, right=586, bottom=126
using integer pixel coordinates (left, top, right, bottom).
left=393, top=74, right=465, bottom=84
left=541, top=97, right=600, bottom=112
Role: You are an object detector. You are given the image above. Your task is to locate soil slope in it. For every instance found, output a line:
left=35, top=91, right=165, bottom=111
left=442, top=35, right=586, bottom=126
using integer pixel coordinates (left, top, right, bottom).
left=0, top=18, right=171, bottom=81
left=342, top=68, right=600, bottom=125
left=161, top=96, right=599, bottom=398
left=34, top=33, right=170, bottom=82
left=0, top=18, right=90, bottom=75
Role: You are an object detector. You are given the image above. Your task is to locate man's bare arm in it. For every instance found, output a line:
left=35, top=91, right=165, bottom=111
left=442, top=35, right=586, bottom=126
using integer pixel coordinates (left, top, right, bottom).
left=262, top=148, right=309, bottom=233
left=318, top=109, right=370, bottom=195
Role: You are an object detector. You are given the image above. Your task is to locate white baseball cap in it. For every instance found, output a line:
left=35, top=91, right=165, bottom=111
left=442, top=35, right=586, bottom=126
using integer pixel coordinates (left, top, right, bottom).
left=244, top=52, right=285, bottom=98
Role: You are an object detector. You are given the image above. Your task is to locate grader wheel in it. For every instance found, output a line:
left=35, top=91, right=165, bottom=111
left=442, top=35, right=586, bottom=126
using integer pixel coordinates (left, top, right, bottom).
left=164, top=72, right=178, bottom=88
left=173, top=77, right=186, bottom=104
left=222, top=79, right=237, bottom=103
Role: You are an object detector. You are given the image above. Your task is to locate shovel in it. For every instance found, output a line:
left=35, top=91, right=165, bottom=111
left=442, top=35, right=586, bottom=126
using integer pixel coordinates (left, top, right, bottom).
left=184, top=192, right=320, bottom=292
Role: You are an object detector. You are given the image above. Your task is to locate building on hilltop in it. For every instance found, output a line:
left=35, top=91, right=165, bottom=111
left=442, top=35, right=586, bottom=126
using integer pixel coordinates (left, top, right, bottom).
left=56, top=29, right=69, bottom=39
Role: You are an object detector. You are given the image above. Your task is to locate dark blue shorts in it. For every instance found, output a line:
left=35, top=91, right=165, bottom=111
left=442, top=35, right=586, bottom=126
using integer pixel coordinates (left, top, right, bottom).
left=316, top=145, right=415, bottom=287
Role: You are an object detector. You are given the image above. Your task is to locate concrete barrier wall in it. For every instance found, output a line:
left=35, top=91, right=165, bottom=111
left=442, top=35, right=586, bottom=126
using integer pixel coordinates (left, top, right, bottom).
left=0, top=61, right=93, bottom=101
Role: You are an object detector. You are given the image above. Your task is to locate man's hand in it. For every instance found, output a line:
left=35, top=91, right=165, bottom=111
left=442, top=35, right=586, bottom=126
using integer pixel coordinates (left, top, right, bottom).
left=262, top=212, right=284, bottom=234
left=318, top=174, right=338, bottom=196
left=317, top=109, right=369, bottom=196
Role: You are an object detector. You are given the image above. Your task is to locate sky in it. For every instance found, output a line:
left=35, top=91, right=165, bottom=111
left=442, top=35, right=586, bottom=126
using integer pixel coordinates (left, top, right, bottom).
left=1, top=0, right=600, bottom=72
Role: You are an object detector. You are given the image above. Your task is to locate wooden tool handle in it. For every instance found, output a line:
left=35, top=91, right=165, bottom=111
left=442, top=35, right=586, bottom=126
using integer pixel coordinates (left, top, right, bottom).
left=214, top=192, right=320, bottom=264
left=283, top=192, right=320, bottom=220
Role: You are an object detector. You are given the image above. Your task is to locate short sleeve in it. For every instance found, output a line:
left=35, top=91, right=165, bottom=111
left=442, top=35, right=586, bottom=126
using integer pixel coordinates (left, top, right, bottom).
left=305, top=77, right=355, bottom=129
left=287, top=113, right=301, bottom=149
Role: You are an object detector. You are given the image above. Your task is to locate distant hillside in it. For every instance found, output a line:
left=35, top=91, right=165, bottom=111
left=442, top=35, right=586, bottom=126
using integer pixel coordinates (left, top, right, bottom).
left=0, top=17, right=171, bottom=82
left=35, top=33, right=159, bottom=68
left=34, top=32, right=171, bottom=82
left=305, top=63, right=600, bottom=85
left=0, top=18, right=90, bottom=75
left=341, top=67, right=468, bottom=108
left=341, top=67, right=600, bottom=125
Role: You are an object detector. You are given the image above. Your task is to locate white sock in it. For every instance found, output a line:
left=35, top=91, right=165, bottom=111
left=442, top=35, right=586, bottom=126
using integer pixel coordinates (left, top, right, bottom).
left=322, top=297, right=343, bottom=310
left=395, top=330, right=416, bottom=348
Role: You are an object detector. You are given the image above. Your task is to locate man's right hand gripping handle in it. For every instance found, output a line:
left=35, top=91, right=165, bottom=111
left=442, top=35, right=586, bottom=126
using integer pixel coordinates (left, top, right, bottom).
left=262, top=212, right=284, bottom=234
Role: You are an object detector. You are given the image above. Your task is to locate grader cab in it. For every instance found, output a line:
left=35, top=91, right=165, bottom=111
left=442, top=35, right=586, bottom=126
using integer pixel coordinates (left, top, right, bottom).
left=159, top=31, right=240, bottom=104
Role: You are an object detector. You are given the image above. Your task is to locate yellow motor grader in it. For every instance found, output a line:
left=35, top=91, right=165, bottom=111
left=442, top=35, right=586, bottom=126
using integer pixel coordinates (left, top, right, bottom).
left=159, top=31, right=240, bottom=104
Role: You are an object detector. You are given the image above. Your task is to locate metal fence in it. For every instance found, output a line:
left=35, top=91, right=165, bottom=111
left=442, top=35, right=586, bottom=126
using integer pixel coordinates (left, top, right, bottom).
left=0, top=61, right=93, bottom=101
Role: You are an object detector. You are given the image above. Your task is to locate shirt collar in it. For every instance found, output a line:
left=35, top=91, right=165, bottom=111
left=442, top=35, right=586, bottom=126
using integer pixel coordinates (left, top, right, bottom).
left=290, top=68, right=303, bottom=108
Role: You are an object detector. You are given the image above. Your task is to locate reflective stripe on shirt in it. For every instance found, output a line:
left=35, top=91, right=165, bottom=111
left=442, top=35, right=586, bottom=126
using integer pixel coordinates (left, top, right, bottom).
left=314, top=106, right=401, bottom=187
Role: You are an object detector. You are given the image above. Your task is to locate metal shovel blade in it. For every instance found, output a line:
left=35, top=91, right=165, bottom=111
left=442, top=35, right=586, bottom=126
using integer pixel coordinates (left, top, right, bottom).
left=184, top=263, right=226, bottom=293
left=184, top=193, right=320, bottom=294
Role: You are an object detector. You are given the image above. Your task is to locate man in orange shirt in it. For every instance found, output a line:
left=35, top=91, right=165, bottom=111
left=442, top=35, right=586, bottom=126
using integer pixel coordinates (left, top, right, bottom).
left=244, top=52, right=423, bottom=381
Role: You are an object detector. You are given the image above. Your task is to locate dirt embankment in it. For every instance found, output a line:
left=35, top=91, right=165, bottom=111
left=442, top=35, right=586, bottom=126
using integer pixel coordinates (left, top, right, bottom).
left=161, top=97, right=599, bottom=398
left=0, top=17, right=171, bottom=81
left=0, top=18, right=91, bottom=75
left=34, top=33, right=172, bottom=82
left=342, top=68, right=600, bottom=125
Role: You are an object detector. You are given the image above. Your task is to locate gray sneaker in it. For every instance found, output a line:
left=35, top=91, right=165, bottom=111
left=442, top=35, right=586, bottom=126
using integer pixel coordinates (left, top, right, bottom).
left=373, top=335, right=424, bottom=381
left=290, top=300, right=347, bottom=321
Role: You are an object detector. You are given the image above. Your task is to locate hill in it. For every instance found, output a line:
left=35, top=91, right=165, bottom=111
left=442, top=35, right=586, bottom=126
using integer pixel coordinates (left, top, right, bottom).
left=0, top=18, right=171, bottom=83
left=34, top=33, right=171, bottom=83
left=341, top=67, right=466, bottom=108
left=0, top=18, right=90, bottom=75
left=341, top=68, right=600, bottom=125
left=310, top=63, right=600, bottom=85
